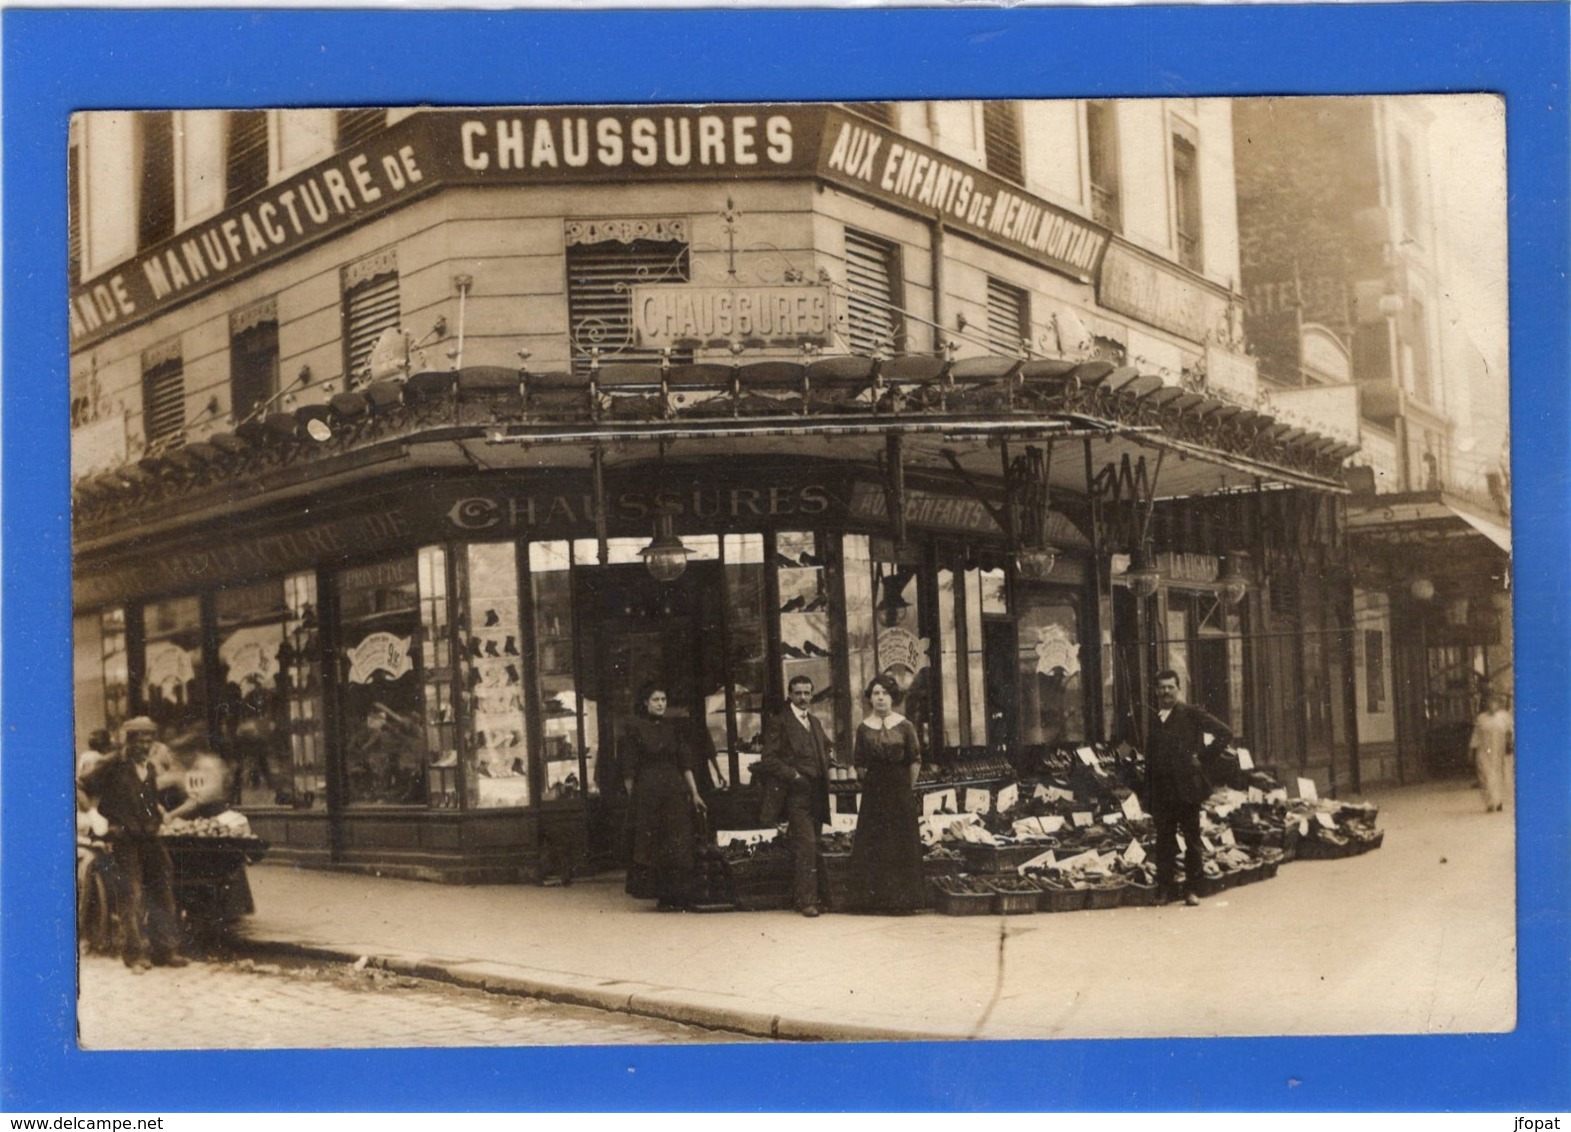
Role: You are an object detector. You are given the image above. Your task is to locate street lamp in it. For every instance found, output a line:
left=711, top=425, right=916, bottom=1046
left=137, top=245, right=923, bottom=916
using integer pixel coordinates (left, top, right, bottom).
left=639, top=513, right=692, bottom=583
left=1219, top=554, right=1250, bottom=607
left=1126, top=544, right=1161, bottom=599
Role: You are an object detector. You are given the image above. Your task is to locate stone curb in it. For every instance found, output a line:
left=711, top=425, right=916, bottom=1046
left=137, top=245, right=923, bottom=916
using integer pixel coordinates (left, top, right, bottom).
left=229, top=934, right=949, bottom=1043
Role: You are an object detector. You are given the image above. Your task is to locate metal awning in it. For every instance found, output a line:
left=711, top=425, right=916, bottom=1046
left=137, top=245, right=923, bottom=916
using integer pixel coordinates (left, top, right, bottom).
left=1347, top=492, right=1512, bottom=553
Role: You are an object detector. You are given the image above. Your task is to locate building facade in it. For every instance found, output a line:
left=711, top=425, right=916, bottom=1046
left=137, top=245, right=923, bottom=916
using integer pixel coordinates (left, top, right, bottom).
left=71, top=101, right=1353, bottom=881
left=1234, top=96, right=1511, bottom=788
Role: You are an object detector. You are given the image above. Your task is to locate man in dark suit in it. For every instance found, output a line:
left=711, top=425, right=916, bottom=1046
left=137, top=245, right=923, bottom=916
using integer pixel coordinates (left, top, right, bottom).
left=757, top=675, right=833, bottom=917
left=1145, top=669, right=1233, bottom=907
left=78, top=717, right=188, bottom=970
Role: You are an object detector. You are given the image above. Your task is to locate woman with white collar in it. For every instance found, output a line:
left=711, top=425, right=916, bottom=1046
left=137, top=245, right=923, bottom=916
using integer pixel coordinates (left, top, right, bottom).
left=846, top=674, right=925, bottom=914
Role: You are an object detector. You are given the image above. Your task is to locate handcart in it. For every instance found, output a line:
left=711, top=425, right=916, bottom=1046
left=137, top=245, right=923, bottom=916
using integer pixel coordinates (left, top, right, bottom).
left=162, top=835, right=269, bottom=942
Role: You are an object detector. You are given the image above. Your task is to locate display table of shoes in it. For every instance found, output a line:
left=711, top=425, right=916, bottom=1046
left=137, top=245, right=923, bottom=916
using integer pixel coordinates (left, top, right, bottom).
left=463, top=597, right=531, bottom=807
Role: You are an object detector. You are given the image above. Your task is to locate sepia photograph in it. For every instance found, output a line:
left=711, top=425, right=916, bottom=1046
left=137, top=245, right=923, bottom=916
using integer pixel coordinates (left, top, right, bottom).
left=64, top=92, right=1516, bottom=1053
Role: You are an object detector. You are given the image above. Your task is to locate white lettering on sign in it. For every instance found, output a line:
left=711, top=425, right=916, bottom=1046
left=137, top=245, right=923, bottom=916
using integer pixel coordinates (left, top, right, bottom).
left=347, top=632, right=414, bottom=685
left=460, top=112, right=793, bottom=173
left=630, top=284, right=830, bottom=347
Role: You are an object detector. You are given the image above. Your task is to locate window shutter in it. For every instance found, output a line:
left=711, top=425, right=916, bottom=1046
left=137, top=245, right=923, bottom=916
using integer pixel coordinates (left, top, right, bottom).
left=845, top=103, right=895, bottom=127
left=68, top=139, right=82, bottom=285
left=138, top=111, right=176, bottom=250
left=565, top=236, right=690, bottom=374
left=231, top=301, right=279, bottom=423
left=142, top=355, right=186, bottom=448
left=226, top=111, right=270, bottom=208
left=1086, top=101, right=1122, bottom=232
left=338, top=109, right=385, bottom=150
left=343, top=261, right=401, bottom=384
left=982, top=102, right=1024, bottom=185
left=986, top=277, right=1030, bottom=356
left=1172, top=132, right=1203, bottom=271
left=843, top=229, right=901, bottom=355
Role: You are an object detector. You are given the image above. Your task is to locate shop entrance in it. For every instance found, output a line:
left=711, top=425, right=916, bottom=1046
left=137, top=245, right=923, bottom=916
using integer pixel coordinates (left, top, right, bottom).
left=574, top=561, right=727, bottom=865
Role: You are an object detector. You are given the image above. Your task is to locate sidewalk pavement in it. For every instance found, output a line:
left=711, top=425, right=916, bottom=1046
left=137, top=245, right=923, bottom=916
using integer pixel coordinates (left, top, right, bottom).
left=234, top=779, right=1515, bottom=1043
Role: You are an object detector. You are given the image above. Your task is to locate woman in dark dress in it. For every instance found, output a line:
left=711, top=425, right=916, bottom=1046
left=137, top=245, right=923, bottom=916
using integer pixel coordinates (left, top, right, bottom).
left=847, top=674, right=926, bottom=914
left=622, top=682, right=708, bottom=911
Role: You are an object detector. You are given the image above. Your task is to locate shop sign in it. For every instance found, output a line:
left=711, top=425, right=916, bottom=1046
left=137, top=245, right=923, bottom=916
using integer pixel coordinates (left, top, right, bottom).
left=219, top=627, right=281, bottom=693
left=849, top=483, right=1093, bottom=548
left=1155, top=553, right=1220, bottom=584
left=1261, top=383, right=1361, bottom=448
left=1098, top=242, right=1230, bottom=344
left=816, top=108, right=1109, bottom=284
left=444, top=483, right=834, bottom=534
left=1203, top=344, right=1260, bottom=407
left=347, top=632, right=414, bottom=685
left=630, top=283, right=831, bottom=348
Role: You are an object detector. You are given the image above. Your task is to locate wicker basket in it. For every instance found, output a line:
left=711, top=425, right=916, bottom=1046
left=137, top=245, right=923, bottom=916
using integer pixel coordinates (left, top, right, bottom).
left=821, top=852, right=855, bottom=912
left=1257, top=858, right=1280, bottom=881
left=1191, top=872, right=1226, bottom=898
left=960, top=842, right=1055, bottom=875
left=928, top=878, right=996, bottom=916
left=1120, top=882, right=1162, bottom=907
left=982, top=876, right=1041, bottom=915
left=724, top=852, right=795, bottom=911
left=1036, top=881, right=1088, bottom=914
left=1083, top=883, right=1126, bottom=910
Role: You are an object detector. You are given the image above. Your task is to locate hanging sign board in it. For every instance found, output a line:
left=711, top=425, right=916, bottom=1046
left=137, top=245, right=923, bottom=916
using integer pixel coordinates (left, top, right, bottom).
left=630, top=283, right=832, bottom=349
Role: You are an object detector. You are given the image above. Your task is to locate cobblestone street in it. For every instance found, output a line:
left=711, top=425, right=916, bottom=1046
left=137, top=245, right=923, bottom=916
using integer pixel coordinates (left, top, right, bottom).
left=76, top=954, right=759, bottom=1050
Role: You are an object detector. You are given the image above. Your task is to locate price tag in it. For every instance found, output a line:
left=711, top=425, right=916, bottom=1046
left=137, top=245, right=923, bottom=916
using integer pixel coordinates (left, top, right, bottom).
left=828, top=812, right=858, bottom=833
left=1220, top=828, right=1237, bottom=846
left=921, top=791, right=947, bottom=816
left=1296, top=777, right=1319, bottom=802
left=1200, top=835, right=1216, bottom=853
left=1123, top=839, right=1147, bottom=866
left=1049, top=786, right=1077, bottom=803
left=1013, top=817, right=1046, bottom=839
left=1235, top=748, right=1254, bottom=770
left=1315, top=811, right=1337, bottom=829
left=1121, top=793, right=1145, bottom=820
left=995, top=783, right=1019, bottom=812
left=1017, top=849, right=1057, bottom=875
left=1032, top=783, right=1052, bottom=801
left=1072, top=811, right=1094, bottom=828
left=1042, top=814, right=1066, bottom=833
left=1268, top=788, right=1289, bottom=804
left=963, top=788, right=991, bottom=814
left=718, top=828, right=779, bottom=846
left=1102, top=813, right=1123, bottom=825
left=1298, top=818, right=1311, bottom=837
left=1076, top=747, right=1098, bottom=766
left=1247, top=787, right=1265, bottom=804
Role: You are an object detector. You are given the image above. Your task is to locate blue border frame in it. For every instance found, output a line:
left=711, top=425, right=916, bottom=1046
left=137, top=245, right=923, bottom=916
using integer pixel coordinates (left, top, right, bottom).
left=5, top=4, right=1566, bottom=1112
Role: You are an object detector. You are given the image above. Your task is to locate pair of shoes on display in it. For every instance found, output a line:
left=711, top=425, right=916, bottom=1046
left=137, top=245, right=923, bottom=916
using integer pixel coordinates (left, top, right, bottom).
left=1183, top=893, right=1201, bottom=907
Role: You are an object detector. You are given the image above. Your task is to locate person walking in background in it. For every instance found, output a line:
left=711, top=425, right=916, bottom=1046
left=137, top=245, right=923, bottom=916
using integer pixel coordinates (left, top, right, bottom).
left=78, top=717, right=189, bottom=970
left=1470, top=692, right=1515, bottom=812
left=1145, top=669, right=1233, bottom=907
left=845, top=675, right=925, bottom=915
left=622, top=682, right=707, bottom=912
left=757, top=675, right=834, bottom=917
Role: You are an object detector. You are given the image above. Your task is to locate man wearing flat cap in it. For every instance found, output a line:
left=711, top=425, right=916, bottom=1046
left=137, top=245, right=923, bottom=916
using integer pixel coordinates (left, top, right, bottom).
left=79, top=717, right=189, bottom=970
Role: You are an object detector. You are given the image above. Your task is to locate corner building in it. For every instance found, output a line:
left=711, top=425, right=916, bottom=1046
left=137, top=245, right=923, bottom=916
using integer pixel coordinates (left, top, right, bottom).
left=71, top=102, right=1354, bottom=881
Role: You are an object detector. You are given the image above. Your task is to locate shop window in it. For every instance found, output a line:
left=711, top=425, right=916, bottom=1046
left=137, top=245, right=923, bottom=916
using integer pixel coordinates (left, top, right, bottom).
left=843, top=534, right=879, bottom=739
left=532, top=541, right=594, bottom=797
left=141, top=344, right=185, bottom=450
left=282, top=573, right=326, bottom=809
left=335, top=553, right=434, bottom=807
left=842, top=228, right=903, bottom=355
left=938, top=565, right=993, bottom=750
left=776, top=532, right=833, bottom=738
left=230, top=300, right=279, bottom=424
left=225, top=110, right=270, bottom=208
left=417, top=547, right=457, bottom=806
left=980, top=568, right=1008, bottom=616
left=101, top=607, right=129, bottom=732
left=1017, top=587, right=1085, bottom=747
left=565, top=230, right=691, bottom=375
left=721, top=534, right=769, bottom=786
left=982, top=101, right=1024, bottom=185
left=141, top=594, right=206, bottom=749
left=1365, top=629, right=1387, bottom=713
left=864, top=537, right=930, bottom=746
left=461, top=542, right=531, bottom=808
left=337, top=108, right=385, bottom=150
left=1086, top=101, right=1122, bottom=232
left=1171, top=127, right=1203, bottom=272
left=342, top=250, right=401, bottom=387
left=986, top=277, right=1030, bottom=357
left=138, top=111, right=175, bottom=250
left=214, top=578, right=293, bottom=809
left=69, top=130, right=83, bottom=285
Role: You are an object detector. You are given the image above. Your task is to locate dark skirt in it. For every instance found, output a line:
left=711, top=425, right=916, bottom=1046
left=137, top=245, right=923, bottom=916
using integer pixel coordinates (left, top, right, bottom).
left=847, top=763, right=925, bottom=914
left=625, top=762, right=697, bottom=904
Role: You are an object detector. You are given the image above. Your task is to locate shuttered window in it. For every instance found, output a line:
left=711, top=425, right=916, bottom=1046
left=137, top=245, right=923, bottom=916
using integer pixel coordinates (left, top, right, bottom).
left=231, top=302, right=279, bottom=423
left=566, top=237, right=690, bottom=375
left=1172, top=129, right=1203, bottom=271
left=342, top=252, right=401, bottom=385
left=68, top=136, right=82, bottom=285
left=138, top=111, right=175, bottom=250
left=986, top=277, right=1030, bottom=356
left=226, top=110, right=270, bottom=208
left=1086, top=101, right=1122, bottom=232
left=142, top=351, right=186, bottom=449
left=845, top=102, right=895, bottom=127
left=982, top=101, right=1024, bottom=185
left=843, top=228, right=902, bottom=355
left=338, top=109, right=385, bottom=150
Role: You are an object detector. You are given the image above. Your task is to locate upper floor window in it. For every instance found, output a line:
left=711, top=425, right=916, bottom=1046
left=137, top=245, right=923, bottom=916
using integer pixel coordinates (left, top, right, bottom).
left=138, top=111, right=176, bottom=250
left=225, top=110, right=270, bottom=208
left=342, top=249, right=401, bottom=385
left=230, top=298, right=279, bottom=423
left=141, top=341, right=185, bottom=450
left=564, top=219, right=691, bottom=375
left=337, top=109, right=385, bottom=151
left=68, top=127, right=83, bottom=285
left=1086, top=101, right=1122, bottom=233
left=1397, top=133, right=1424, bottom=243
left=982, top=101, right=1024, bottom=185
left=844, top=102, right=895, bottom=127
left=842, top=227, right=904, bottom=355
left=986, top=277, right=1030, bottom=357
left=1171, top=126, right=1203, bottom=272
